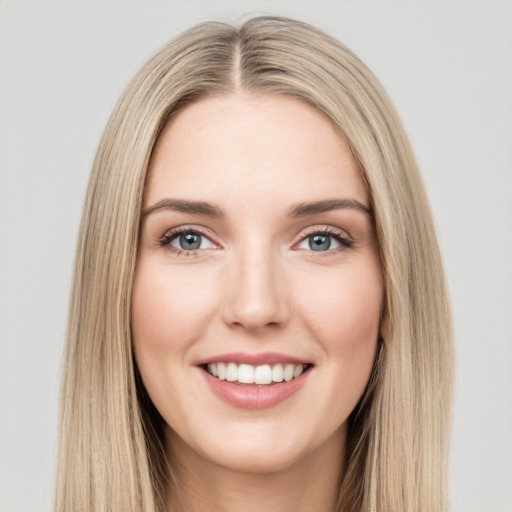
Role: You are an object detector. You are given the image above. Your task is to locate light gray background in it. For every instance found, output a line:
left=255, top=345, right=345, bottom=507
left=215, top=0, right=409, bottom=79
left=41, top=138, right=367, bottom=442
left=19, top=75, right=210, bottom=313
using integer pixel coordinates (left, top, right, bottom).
left=0, top=1, right=511, bottom=511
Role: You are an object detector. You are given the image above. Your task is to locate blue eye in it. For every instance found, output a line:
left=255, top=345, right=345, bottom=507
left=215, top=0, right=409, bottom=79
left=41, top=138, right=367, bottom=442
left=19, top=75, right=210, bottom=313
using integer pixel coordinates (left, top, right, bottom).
left=175, top=232, right=202, bottom=250
left=296, top=231, right=352, bottom=252
left=161, top=229, right=216, bottom=252
left=309, top=234, right=332, bottom=251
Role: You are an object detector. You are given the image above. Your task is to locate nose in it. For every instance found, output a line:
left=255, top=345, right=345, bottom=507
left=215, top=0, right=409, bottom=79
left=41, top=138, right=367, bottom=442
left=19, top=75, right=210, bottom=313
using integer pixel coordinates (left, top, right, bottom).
left=221, top=244, right=289, bottom=332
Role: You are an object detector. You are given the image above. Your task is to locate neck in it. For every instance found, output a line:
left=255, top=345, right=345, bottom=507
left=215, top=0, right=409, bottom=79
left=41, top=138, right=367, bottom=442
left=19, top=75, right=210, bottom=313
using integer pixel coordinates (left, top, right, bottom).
left=164, top=426, right=346, bottom=512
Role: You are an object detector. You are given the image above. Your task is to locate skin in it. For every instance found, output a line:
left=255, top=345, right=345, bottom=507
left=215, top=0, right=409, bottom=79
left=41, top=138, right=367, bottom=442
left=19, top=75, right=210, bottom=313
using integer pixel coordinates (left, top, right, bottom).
left=132, top=94, right=384, bottom=512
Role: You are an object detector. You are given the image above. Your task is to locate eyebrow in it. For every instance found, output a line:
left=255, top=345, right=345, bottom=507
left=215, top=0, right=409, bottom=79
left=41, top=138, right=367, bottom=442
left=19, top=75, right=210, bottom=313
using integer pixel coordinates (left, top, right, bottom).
left=141, top=197, right=372, bottom=219
left=141, top=199, right=224, bottom=218
left=286, top=199, right=372, bottom=218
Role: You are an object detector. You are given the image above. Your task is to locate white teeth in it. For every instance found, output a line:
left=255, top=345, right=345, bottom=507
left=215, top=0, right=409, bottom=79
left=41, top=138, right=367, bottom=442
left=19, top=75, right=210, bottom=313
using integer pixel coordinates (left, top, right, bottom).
left=283, top=364, right=295, bottom=382
left=238, top=364, right=255, bottom=384
left=217, top=362, right=227, bottom=380
left=271, top=364, right=284, bottom=383
left=254, top=364, right=272, bottom=385
left=226, top=362, right=238, bottom=382
left=293, top=364, right=304, bottom=378
left=210, top=363, right=218, bottom=377
left=206, top=362, right=308, bottom=385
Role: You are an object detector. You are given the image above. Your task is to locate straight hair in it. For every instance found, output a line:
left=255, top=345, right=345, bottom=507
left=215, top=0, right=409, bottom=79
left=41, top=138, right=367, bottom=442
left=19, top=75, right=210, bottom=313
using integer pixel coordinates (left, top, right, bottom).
left=56, top=16, right=453, bottom=512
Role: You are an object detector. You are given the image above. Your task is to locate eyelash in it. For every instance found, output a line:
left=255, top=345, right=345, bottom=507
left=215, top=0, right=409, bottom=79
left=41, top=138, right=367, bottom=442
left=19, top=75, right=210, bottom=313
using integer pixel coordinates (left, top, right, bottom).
left=159, top=225, right=353, bottom=256
left=296, top=227, right=353, bottom=254
left=159, top=226, right=214, bottom=257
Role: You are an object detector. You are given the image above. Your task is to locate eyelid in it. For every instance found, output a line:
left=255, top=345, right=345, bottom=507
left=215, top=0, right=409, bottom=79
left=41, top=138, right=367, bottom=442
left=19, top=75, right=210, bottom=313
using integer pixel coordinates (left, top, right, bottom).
left=296, top=224, right=352, bottom=240
left=159, top=225, right=221, bottom=255
left=292, top=225, right=353, bottom=252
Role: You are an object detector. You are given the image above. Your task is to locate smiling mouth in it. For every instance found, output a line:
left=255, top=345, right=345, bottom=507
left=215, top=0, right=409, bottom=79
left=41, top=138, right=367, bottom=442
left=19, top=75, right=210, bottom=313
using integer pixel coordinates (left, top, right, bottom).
left=203, top=362, right=312, bottom=386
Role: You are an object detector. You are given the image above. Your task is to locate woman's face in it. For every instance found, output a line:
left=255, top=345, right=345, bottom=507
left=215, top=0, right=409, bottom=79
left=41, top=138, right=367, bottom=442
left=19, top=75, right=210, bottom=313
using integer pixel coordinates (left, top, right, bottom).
left=132, top=94, right=383, bottom=474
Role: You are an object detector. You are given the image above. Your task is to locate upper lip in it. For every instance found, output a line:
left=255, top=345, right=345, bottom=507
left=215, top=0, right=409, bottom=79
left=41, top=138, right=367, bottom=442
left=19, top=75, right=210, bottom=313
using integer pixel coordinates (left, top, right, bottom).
left=195, top=351, right=312, bottom=366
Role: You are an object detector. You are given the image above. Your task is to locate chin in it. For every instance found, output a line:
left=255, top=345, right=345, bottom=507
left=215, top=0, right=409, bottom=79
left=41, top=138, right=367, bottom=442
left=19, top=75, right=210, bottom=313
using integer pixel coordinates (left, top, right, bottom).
left=167, top=417, right=346, bottom=477
left=209, top=442, right=308, bottom=475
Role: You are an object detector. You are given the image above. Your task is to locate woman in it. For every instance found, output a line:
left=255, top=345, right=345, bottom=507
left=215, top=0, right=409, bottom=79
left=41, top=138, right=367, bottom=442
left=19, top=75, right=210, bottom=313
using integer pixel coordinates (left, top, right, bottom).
left=56, top=15, right=453, bottom=512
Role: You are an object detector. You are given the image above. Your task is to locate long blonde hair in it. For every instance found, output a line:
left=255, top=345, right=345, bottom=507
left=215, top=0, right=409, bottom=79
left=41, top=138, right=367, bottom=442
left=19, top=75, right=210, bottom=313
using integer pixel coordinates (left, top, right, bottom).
left=56, top=16, right=453, bottom=512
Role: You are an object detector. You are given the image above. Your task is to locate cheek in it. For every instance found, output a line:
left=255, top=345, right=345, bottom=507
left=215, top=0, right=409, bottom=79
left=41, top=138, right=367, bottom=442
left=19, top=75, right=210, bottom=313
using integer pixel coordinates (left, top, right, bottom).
left=297, top=261, right=383, bottom=351
left=131, top=260, right=215, bottom=355
left=284, top=258, right=383, bottom=442
left=292, top=256, right=383, bottom=420
left=131, top=258, right=220, bottom=421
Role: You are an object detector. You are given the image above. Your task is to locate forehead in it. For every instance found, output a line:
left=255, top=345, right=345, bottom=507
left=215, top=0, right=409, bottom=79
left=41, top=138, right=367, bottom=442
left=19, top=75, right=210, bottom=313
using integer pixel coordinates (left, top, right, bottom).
left=145, top=93, right=368, bottom=208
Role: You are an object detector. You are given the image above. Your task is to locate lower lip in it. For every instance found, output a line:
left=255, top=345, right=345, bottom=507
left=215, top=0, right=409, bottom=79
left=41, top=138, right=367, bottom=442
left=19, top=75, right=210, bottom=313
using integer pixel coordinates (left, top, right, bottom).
left=200, top=368, right=311, bottom=410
